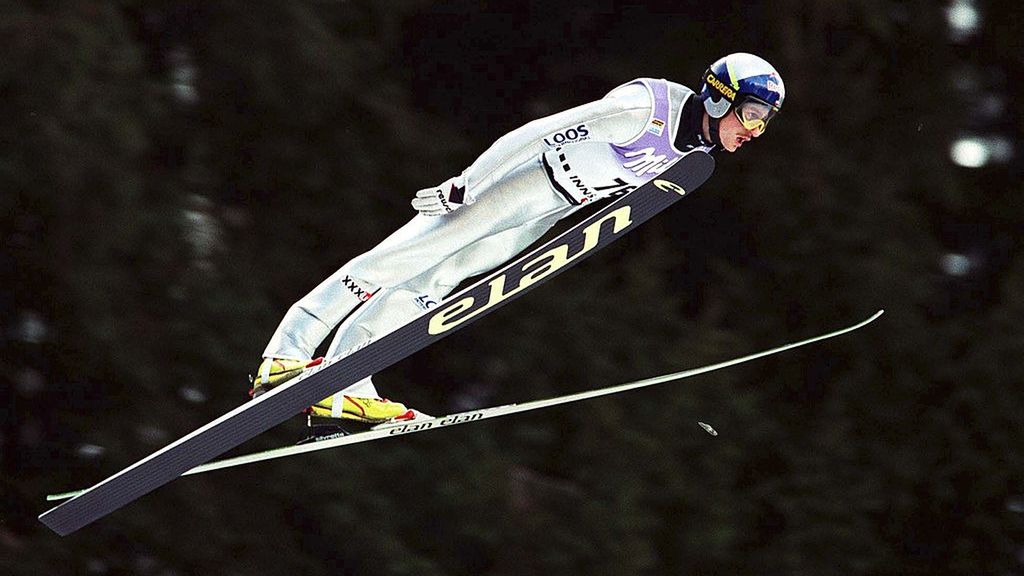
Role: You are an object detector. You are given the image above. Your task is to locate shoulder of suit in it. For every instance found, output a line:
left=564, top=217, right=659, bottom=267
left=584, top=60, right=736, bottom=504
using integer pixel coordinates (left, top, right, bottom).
left=604, top=78, right=696, bottom=105
left=602, top=80, right=650, bottom=108
left=666, top=80, right=697, bottom=104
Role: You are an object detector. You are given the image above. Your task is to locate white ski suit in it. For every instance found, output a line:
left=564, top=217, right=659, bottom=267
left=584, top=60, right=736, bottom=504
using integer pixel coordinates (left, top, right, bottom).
left=263, top=78, right=713, bottom=396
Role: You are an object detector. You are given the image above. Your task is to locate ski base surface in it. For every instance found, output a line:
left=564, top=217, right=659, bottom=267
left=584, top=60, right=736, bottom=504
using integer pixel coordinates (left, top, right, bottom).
left=47, top=310, right=883, bottom=503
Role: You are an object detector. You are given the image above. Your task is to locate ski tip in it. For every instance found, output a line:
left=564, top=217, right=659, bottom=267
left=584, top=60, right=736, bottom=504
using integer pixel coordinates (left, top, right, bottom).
left=45, top=490, right=84, bottom=502
left=849, top=310, right=884, bottom=331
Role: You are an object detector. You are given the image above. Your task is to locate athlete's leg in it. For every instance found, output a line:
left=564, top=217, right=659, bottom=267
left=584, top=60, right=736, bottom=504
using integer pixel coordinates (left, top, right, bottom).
left=322, top=181, right=575, bottom=403
left=263, top=160, right=569, bottom=361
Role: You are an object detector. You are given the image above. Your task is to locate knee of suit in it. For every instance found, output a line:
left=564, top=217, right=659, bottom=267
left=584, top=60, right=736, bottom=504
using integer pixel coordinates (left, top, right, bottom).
left=330, top=263, right=384, bottom=299
left=343, top=258, right=409, bottom=293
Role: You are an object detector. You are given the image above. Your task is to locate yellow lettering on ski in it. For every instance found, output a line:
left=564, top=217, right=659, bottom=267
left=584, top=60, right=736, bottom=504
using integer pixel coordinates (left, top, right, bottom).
left=427, top=205, right=634, bottom=335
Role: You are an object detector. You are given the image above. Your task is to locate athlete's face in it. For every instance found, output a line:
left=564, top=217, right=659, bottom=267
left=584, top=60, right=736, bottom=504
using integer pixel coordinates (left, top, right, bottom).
left=701, top=111, right=764, bottom=153
left=717, top=109, right=764, bottom=153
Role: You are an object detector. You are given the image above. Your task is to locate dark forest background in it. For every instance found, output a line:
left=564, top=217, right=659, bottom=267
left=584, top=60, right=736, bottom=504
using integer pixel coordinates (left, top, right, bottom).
left=2, top=1, right=1023, bottom=575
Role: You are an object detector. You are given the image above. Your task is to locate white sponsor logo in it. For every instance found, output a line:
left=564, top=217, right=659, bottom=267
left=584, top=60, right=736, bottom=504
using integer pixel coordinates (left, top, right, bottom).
left=543, top=124, right=591, bottom=147
left=621, top=147, right=674, bottom=176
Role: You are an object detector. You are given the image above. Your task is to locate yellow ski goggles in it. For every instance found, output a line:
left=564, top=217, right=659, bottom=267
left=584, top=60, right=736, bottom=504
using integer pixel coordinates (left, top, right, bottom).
left=733, top=97, right=779, bottom=134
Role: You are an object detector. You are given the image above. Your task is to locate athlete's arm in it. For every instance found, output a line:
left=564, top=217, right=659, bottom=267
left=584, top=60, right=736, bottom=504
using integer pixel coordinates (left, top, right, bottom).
left=410, top=81, right=652, bottom=216
left=461, top=82, right=651, bottom=201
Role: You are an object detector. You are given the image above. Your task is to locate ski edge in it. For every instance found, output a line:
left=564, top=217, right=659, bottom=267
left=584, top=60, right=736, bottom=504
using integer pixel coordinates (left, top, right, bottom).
left=46, top=309, right=882, bottom=502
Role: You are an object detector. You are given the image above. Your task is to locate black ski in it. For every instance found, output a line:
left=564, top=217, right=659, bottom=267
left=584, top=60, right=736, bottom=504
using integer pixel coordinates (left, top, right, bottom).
left=39, top=151, right=715, bottom=535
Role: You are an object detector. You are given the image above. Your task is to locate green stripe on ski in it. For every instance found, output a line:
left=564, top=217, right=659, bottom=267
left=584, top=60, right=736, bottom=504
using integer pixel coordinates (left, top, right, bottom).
left=47, top=310, right=882, bottom=503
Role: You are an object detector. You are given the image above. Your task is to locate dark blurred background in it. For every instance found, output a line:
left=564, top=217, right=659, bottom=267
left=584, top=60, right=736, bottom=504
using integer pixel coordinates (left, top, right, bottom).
left=2, top=1, right=1022, bottom=574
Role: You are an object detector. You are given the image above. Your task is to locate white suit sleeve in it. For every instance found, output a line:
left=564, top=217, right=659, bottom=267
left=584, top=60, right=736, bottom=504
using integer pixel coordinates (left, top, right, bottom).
left=460, top=83, right=651, bottom=202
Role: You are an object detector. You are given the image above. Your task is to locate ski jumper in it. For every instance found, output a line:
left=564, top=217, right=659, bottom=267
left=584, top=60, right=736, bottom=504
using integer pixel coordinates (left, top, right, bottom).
left=263, top=78, right=713, bottom=396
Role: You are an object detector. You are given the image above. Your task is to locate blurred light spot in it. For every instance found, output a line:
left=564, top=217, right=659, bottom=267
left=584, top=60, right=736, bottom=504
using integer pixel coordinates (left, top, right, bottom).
left=76, top=444, right=106, bottom=459
left=14, top=310, right=49, bottom=343
left=137, top=426, right=169, bottom=445
left=182, top=211, right=217, bottom=253
left=951, top=135, right=1014, bottom=167
left=1008, top=496, right=1024, bottom=513
left=950, top=137, right=989, bottom=167
left=941, top=253, right=972, bottom=277
left=946, top=0, right=980, bottom=41
left=169, top=46, right=198, bottom=105
left=182, top=195, right=221, bottom=269
left=179, top=386, right=208, bottom=404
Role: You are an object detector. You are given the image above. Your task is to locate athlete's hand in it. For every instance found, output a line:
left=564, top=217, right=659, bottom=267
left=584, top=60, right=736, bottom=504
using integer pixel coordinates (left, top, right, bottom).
left=411, top=175, right=468, bottom=216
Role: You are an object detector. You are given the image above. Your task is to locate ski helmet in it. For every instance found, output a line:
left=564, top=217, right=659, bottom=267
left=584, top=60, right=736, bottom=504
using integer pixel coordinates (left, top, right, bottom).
left=699, top=53, right=785, bottom=144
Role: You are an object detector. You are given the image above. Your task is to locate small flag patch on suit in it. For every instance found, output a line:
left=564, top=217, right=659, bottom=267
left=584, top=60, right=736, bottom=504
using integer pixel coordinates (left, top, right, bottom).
left=648, top=118, right=665, bottom=136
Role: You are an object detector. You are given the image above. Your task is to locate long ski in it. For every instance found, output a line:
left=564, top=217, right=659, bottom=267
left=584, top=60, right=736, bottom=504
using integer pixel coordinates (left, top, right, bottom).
left=46, top=310, right=882, bottom=503
left=38, top=151, right=716, bottom=535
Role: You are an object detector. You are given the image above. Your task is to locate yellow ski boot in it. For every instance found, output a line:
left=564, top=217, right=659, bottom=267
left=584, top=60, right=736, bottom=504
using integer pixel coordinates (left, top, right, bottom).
left=249, top=357, right=324, bottom=398
left=302, top=394, right=419, bottom=442
left=307, top=394, right=414, bottom=423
